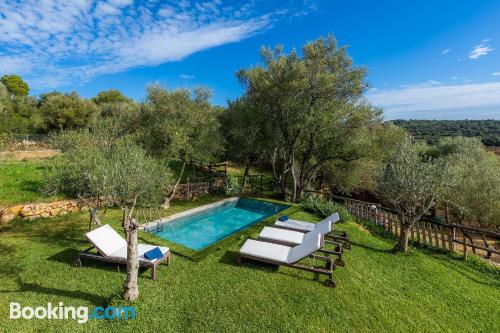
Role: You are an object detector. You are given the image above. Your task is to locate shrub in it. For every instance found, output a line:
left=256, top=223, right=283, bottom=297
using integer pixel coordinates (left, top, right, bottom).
left=224, top=174, right=241, bottom=195
left=300, top=195, right=351, bottom=222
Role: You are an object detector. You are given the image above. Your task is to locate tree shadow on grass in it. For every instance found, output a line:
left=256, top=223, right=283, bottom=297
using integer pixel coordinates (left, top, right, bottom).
left=219, top=250, right=278, bottom=272
left=218, top=250, right=327, bottom=284
left=0, top=278, right=110, bottom=306
left=425, top=252, right=500, bottom=288
left=19, top=179, right=43, bottom=193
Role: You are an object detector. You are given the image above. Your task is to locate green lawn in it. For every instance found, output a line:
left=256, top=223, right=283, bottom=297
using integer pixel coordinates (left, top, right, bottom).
left=0, top=159, right=65, bottom=206
left=0, top=197, right=498, bottom=332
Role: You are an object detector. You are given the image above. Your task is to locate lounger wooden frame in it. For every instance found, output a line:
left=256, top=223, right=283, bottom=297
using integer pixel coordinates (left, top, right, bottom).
left=73, top=246, right=171, bottom=281
left=236, top=239, right=337, bottom=288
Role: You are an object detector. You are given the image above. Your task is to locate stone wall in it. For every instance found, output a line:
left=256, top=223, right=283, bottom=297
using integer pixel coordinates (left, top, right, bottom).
left=0, top=199, right=83, bottom=224
left=173, top=182, right=210, bottom=200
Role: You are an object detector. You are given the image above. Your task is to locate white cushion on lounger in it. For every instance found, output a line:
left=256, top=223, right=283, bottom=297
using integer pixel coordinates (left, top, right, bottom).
left=259, top=227, right=305, bottom=244
left=109, top=244, right=169, bottom=263
left=86, top=224, right=127, bottom=257
left=275, top=219, right=314, bottom=231
left=286, top=233, right=322, bottom=264
left=276, top=212, right=340, bottom=231
left=239, top=239, right=291, bottom=263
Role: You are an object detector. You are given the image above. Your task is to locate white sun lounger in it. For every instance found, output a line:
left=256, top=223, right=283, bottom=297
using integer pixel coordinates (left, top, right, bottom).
left=236, top=233, right=337, bottom=287
left=74, top=224, right=171, bottom=280
left=274, top=212, right=350, bottom=249
left=257, top=221, right=344, bottom=266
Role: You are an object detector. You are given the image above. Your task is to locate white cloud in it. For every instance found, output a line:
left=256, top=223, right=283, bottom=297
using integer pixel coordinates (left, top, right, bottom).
left=493, top=72, right=500, bottom=76
left=369, top=81, right=500, bottom=119
left=441, top=49, right=450, bottom=55
left=469, top=40, right=493, bottom=59
left=179, top=74, right=195, bottom=80
left=0, top=0, right=307, bottom=89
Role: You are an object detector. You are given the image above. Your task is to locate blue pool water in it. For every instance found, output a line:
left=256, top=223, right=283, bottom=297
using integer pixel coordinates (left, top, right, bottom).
left=150, top=198, right=289, bottom=250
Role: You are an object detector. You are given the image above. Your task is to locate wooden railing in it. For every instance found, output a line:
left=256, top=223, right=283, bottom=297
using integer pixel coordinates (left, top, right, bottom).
left=303, top=189, right=499, bottom=260
left=342, top=198, right=500, bottom=260
left=190, top=159, right=227, bottom=177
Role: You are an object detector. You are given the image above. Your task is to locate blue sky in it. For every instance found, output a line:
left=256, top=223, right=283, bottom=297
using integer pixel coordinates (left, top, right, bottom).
left=1, top=0, right=499, bottom=119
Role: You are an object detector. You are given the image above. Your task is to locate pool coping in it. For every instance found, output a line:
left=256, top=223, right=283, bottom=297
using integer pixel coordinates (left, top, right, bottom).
left=137, top=196, right=297, bottom=259
left=139, top=196, right=239, bottom=232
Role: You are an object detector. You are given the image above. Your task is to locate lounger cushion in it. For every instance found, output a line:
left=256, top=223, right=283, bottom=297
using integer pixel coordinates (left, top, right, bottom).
left=286, top=233, right=322, bottom=264
left=109, top=244, right=169, bottom=263
left=315, top=219, right=332, bottom=235
left=86, top=224, right=127, bottom=257
left=275, top=212, right=340, bottom=231
left=239, top=239, right=291, bottom=263
left=259, top=227, right=305, bottom=245
left=275, top=219, right=314, bottom=231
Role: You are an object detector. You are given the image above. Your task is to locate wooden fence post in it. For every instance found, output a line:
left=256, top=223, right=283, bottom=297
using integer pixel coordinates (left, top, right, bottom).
left=427, top=223, right=433, bottom=247
left=440, top=226, right=447, bottom=250
left=416, top=222, right=421, bottom=244
left=462, top=228, right=468, bottom=259
left=422, top=222, right=427, bottom=245
left=449, top=226, right=455, bottom=252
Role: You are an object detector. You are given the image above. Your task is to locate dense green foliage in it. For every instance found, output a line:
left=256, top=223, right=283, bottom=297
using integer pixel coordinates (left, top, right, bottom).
left=300, top=195, right=351, bottom=220
left=0, top=204, right=498, bottom=332
left=0, top=74, right=29, bottom=96
left=429, top=137, right=500, bottom=227
left=376, top=137, right=449, bottom=251
left=393, top=119, right=500, bottom=146
left=231, top=35, right=400, bottom=201
left=39, top=92, right=99, bottom=131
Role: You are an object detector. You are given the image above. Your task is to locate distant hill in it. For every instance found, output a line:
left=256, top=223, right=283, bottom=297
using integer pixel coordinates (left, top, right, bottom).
left=391, top=120, right=500, bottom=146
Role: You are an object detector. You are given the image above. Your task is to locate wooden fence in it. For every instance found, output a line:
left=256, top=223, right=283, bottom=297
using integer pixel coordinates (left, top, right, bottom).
left=190, top=159, right=228, bottom=178
left=342, top=198, right=500, bottom=260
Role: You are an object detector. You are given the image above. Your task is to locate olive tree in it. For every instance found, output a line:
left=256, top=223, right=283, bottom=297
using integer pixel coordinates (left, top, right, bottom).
left=219, top=98, right=268, bottom=190
left=46, top=120, right=171, bottom=301
left=237, top=35, right=379, bottom=201
left=39, top=92, right=98, bottom=130
left=137, top=84, right=222, bottom=207
left=376, top=137, right=449, bottom=252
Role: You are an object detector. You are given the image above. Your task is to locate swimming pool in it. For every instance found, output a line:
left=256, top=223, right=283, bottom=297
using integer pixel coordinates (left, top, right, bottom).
left=145, top=197, right=289, bottom=250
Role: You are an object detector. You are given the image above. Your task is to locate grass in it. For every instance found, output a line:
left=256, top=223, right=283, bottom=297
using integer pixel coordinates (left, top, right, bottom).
left=0, top=159, right=65, bottom=206
left=0, top=197, right=498, bottom=332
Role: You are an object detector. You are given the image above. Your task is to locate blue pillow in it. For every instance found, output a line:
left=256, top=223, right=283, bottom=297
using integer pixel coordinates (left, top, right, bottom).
left=278, top=215, right=289, bottom=222
left=144, top=247, right=164, bottom=260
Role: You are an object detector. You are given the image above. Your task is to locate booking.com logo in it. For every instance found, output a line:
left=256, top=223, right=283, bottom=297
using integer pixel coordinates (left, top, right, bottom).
left=9, top=302, right=136, bottom=324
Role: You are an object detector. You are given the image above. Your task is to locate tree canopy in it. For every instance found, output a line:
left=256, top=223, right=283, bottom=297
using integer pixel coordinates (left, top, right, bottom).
left=430, top=137, right=500, bottom=227
left=234, top=35, right=384, bottom=201
left=39, top=92, right=99, bottom=131
left=0, top=74, right=29, bottom=96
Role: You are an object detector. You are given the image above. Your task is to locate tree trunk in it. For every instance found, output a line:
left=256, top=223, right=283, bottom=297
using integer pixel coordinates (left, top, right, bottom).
left=290, top=158, right=297, bottom=203
left=163, top=159, right=186, bottom=209
left=240, top=164, right=249, bottom=192
left=122, top=208, right=139, bottom=301
left=88, top=208, right=102, bottom=231
left=394, top=222, right=412, bottom=253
